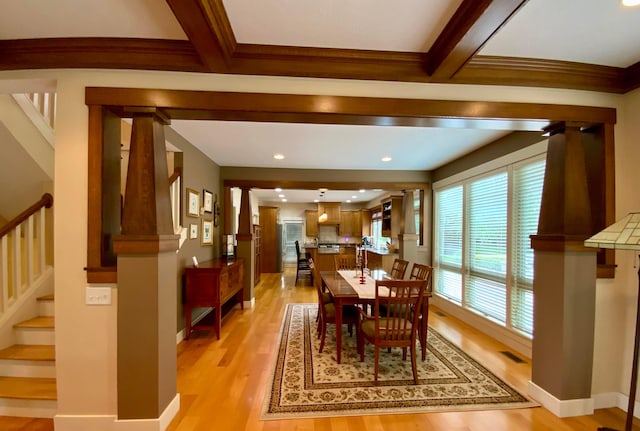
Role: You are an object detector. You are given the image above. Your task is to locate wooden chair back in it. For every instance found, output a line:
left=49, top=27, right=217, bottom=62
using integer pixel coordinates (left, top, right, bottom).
left=334, top=254, right=357, bottom=271
left=389, top=258, right=409, bottom=279
left=409, top=263, right=433, bottom=293
left=371, top=279, right=426, bottom=345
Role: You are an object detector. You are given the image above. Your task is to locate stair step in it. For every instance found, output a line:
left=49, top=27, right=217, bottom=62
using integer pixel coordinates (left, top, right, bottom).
left=0, top=345, right=54, bottom=362
left=0, top=377, right=56, bottom=400
left=36, top=295, right=55, bottom=317
left=14, top=317, right=54, bottom=330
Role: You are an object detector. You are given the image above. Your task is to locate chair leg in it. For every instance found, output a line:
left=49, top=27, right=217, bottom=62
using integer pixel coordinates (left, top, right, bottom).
left=373, top=346, right=380, bottom=384
left=410, top=342, right=419, bottom=384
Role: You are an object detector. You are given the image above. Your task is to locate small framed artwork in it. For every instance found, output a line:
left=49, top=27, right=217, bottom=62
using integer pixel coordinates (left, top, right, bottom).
left=203, top=189, right=213, bottom=213
left=187, top=188, right=200, bottom=217
left=189, top=223, right=198, bottom=239
left=201, top=218, right=213, bottom=245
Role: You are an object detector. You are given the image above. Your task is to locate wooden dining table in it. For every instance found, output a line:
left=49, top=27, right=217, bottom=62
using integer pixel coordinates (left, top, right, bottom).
left=320, top=269, right=387, bottom=364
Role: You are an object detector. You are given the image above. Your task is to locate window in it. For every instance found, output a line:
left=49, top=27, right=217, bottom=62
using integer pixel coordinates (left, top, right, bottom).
left=433, top=154, right=545, bottom=338
left=370, top=208, right=389, bottom=249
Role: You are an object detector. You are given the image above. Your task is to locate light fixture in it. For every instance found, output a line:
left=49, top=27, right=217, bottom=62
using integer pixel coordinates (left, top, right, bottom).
left=275, top=187, right=282, bottom=192
left=273, top=153, right=285, bottom=160
left=359, top=189, right=366, bottom=193
left=318, top=191, right=328, bottom=222
left=346, top=200, right=351, bottom=203
left=281, top=198, right=287, bottom=202
left=585, top=213, right=640, bottom=431
left=278, top=194, right=285, bottom=198
left=381, top=156, right=392, bottom=162
left=622, top=0, right=640, bottom=6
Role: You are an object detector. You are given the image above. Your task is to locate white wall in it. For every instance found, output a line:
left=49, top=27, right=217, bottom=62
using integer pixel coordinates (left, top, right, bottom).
left=0, top=68, right=629, bottom=427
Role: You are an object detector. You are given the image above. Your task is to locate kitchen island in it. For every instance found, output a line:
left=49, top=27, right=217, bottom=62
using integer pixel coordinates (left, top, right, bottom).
left=305, top=244, right=357, bottom=272
left=364, top=248, right=399, bottom=274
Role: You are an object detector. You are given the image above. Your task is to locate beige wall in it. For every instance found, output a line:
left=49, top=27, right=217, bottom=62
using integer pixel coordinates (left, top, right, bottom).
left=0, top=67, right=631, bottom=427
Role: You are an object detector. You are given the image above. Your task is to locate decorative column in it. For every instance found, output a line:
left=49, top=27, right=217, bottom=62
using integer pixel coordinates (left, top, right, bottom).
left=399, top=190, right=418, bottom=264
left=112, top=110, right=179, bottom=420
left=236, top=187, right=255, bottom=307
left=529, top=123, right=598, bottom=415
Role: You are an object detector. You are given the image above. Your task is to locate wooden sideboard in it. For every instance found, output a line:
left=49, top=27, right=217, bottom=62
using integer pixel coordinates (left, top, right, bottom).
left=184, top=258, right=244, bottom=340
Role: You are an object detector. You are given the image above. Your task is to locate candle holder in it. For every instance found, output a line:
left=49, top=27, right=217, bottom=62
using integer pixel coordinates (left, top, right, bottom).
left=360, top=262, right=366, bottom=284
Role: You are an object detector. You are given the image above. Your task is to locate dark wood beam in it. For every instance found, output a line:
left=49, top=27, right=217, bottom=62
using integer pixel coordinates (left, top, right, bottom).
left=85, top=87, right=617, bottom=128
left=625, top=60, right=640, bottom=92
left=0, top=38, right=206, bottom=72
left=425, top=0, right=529, bottom=79
left=165, top=0, right=235, bottom=69
left=0, top=38, right=629, bottom=94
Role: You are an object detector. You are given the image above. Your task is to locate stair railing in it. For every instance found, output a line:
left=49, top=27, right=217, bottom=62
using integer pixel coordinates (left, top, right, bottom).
left=0, top=193, right=53, bottom=315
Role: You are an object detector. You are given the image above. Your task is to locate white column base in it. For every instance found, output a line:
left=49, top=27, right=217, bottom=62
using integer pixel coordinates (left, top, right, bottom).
left=54, top=393, right=180, bottom=431
left=528, top=381, right=593, bottom=417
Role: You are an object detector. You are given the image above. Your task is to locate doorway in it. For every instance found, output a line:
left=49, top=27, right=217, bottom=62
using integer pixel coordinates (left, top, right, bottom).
left=282, top=220, right=304, bottom=267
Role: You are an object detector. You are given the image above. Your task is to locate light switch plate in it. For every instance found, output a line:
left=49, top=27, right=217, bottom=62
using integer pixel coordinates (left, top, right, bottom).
left=86, top=286, right=112, bottom=305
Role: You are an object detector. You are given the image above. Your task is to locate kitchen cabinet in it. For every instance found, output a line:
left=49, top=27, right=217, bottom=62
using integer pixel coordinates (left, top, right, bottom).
left=305, top=210, right=318, bottom=237
left=365, top=249, right=398, bottom=274
left=318, top=202, right=340, bottom=224
left=259, top=206, right=279, bottom=273
left=381, top=196, right=403, bottom=238
left=361, top=209, right=371, bottom=236
left=339, top=211, right=362, bottom=237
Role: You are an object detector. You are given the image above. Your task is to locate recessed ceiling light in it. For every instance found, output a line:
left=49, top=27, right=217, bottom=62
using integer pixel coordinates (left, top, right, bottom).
left=281, top=198, right=287, bottom=202
left=381, top=156, right=392, bottom=162
left=275, top=187, right=282, bottom=192
left=274, top=153, right=285, bottom=160
left=318, top=188, right=328, bottom=192
left=359, top=189, right=366, bottom=193
left=346, top=200, right=351, bottom=203
left=314, top=199, right=319, bottom=203
left=352, top=195, right=358, bottom=199
left=623, top=0, right=640, bottom=6
left=278, top=194, right=285, bottom=198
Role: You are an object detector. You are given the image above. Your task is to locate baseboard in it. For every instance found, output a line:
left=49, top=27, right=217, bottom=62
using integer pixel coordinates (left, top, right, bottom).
left=527, top=381, right=594, bottom=417
left=244, top=297, right=255, bottom=309
left=55, top=393, right=180, bottom=431
left=593, top=391, right=640, bottom=418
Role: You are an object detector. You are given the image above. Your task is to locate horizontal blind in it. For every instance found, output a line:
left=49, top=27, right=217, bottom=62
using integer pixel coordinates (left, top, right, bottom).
left=435, top=185, right=463, bottom=303
left=467, top=172, right=508, bottom=324
left=511, top=158, right=545, bottom=336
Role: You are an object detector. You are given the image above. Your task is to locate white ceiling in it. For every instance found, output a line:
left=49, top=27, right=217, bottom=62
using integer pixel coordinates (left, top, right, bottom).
left=2, top=0, right=638, bottom=203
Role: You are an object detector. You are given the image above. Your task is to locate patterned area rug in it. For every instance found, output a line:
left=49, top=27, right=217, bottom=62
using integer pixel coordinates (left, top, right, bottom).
left=261, top=303, right=537, bottom=419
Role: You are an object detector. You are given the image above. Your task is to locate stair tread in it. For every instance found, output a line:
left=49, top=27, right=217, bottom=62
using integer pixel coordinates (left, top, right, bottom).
left=14, top=316, right=54, bottom=329
left=0, top=376, right=56, bottom=400
left=37, top=294, right=54, bottom=302
left=0, top=345, right=55, bottom=361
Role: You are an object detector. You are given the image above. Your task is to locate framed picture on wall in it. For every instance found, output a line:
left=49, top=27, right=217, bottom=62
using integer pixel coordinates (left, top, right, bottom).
left=189, top=223, right=198, bottom=239
left=203, top=189, right=213, bottom=213
left=187, top=188, right=200, bottom=217
left=201, top=218, right=213, bottom=245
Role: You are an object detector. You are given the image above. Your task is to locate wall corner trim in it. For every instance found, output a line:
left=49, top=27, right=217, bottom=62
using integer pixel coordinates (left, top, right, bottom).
left=527, top=381, right=593, bottom=418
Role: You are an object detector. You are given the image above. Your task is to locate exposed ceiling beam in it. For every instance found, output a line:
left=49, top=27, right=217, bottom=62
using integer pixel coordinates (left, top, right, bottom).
left=425, top=0, right=529, bottom=79
left=165, top=0, right=235, bottom=69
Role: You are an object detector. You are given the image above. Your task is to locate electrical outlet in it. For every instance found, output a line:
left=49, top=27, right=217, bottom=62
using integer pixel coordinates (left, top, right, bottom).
left=86, top=286, right=112, bottom=305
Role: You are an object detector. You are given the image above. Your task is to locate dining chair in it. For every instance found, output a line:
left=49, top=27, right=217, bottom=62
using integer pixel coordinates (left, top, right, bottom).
left=310, top=259, right=359, bottom=353
left=334, top=254, right=357, bottom=271
left=409, top=263, right=434, bottom=360
left=357, top=279, right=427, bottom=384
left=389, top=258, right=409, bottom=279
left=295, top=240, right=313, bottom=286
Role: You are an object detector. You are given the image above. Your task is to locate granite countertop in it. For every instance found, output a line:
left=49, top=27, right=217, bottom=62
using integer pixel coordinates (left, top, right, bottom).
left=362, top=247, right=398, bottom=255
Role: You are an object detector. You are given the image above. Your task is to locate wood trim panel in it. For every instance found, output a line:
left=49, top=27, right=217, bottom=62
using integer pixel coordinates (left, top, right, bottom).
left=224, top=180, right=429, bottom=191
left=625, top=60, right=640, bottom=92
left=165, top=0, right=235, bottom=68
left=86, top=105, right=105, bottom=274
left=85, top=87, right=616, bottom=127
left=456, top=56, right=627, bottom=93
left=0, top=38, right=206, bottom=73
left=425, top=0, right=528, bottom=78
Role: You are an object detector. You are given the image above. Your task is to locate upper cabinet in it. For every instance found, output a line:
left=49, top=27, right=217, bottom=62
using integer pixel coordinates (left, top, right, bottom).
left=381, top=196, right=403, bottom=238
left=318, top=202, right=341, bottom=224
left=339, top=210, right=362, bottom=237
left=305, top=210, right=318, bottom=237
left=361, top=209, right=372, bottom=236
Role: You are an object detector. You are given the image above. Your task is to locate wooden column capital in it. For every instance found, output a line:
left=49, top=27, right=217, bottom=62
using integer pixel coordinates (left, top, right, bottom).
left=113, top=234, right=179, bottom=254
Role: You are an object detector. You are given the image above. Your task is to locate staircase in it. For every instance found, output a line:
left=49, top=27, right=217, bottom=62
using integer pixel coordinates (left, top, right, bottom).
left=0, top=294, right=56, bottom=417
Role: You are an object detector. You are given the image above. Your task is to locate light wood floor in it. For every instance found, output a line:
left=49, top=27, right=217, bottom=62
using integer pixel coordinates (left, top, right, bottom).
left=1, top=268, right=635, bottom=430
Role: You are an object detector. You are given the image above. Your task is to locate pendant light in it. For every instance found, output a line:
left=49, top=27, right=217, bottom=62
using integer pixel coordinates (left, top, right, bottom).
left=318, top=191, right=328, bottom=222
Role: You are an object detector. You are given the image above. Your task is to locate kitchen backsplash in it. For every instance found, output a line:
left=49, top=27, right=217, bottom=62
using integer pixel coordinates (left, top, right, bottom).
left=318, top=225, right=337, bottom=243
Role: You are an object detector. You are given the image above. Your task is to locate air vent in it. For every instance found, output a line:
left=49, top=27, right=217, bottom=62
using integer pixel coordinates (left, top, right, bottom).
left=434, top=310, right=446, bottom=317
left=500, top=351, right=526, bottom=364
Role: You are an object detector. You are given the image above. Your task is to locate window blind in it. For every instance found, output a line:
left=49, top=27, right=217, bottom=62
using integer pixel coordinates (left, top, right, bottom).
left=435, top=185, right=463, bottom=303
left=511, top=159, right=545, bottom=335
left=467, top=172, right=508, bottom=323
